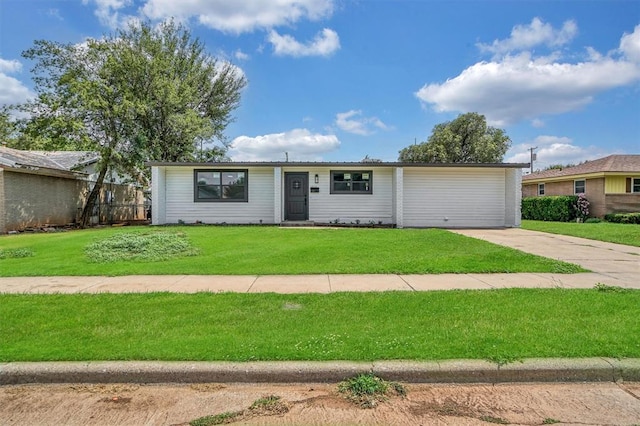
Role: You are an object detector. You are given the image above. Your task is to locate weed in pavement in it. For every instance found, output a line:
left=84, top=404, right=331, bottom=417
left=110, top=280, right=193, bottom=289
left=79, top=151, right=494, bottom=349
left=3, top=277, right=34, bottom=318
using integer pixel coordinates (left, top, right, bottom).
left=338, top=373, right=406, bottom=408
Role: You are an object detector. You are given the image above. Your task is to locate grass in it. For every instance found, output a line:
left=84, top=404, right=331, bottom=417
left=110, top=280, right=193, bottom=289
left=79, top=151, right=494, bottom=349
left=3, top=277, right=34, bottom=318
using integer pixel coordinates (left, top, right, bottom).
left=1, top=288, right=638, bottom=362
left=338, top=373, right=406, bottom=408
left=0, top=226, right=583, bottom=276
left=522, top=220, right=640, bottom=247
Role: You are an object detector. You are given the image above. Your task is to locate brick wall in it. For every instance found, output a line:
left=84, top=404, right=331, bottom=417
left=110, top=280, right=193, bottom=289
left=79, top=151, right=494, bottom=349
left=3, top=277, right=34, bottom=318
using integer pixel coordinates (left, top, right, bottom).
left=522, top=177, right=607, bottom=217
left=605, top=194, right=640, bottom=214
left=0, top=170, right=5, bottom=233
left=3, top=170, right=86, bottom=232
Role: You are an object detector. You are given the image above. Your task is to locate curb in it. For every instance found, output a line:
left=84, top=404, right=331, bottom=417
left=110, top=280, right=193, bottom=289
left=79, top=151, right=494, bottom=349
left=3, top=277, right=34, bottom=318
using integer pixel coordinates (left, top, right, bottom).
left=2, top=358, right=639, bottom=385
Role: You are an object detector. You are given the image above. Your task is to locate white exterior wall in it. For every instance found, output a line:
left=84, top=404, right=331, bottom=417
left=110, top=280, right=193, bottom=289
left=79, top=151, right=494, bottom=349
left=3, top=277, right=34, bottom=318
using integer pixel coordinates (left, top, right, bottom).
left=504, top=168, right=522, bottom=227
left=282, top=166, right=394, bottom=224
left=393, top=167, right=404, bottom=228
left=151, top=164, right=522, bottom=228
left=163, top=166, right=275, bottom=224
left=403, top=168, right=506, bottom=227
left=151, top=166, right=166, bottom=225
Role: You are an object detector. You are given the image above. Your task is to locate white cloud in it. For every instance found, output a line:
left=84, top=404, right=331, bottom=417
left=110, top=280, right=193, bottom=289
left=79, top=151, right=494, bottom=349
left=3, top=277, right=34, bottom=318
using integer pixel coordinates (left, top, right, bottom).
left=142, top=0, right=334, bottom=34
left=416, top=23, right=640, bottom=126
left=82, top=0, right=134, bottom=29
left=229, top=128, right=340, bottom=161
left=0, top=59, right=22, bottom=74
left=268, top=28, right=340, bottom=57
left=234, top=49, right=250, bottom=61
left=478, top=18, right=577, bottom=57
left=506, top=135, right=609, bottom=170
left=335, top=110, right=390, bottom=135
left=0, top=58, right=33, bottom=106
left=46, top=8, right=64, bottom=21
left=620, top=24, right=640, bottom=63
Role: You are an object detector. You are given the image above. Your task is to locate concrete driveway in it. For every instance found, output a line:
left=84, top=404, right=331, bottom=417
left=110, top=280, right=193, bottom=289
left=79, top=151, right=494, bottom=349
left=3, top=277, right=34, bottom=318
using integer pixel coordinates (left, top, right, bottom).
left=451, top=228, right=639, bottom=285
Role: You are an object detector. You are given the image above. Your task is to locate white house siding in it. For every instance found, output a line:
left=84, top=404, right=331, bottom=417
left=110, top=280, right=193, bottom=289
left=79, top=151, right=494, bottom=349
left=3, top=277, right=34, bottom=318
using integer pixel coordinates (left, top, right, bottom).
left=504, top=168, right=522, bottom=227
left=151, top=166, right=166, bottom=224
left=403, top=168, right=506, bottom=227
left=163, top=166, right=275, bottom=224
left=282, top=166, right=395, bottom=224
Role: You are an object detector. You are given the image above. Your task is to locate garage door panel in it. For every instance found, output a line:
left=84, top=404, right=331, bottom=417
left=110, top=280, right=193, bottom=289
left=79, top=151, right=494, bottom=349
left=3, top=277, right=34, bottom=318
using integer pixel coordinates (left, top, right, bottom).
left=403, top=168, right=505, bottom=227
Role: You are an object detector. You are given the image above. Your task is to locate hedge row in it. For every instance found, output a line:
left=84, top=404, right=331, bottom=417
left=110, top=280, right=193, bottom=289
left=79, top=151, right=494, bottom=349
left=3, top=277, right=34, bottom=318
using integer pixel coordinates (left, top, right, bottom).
left=521, top=196, right=579, bottom=222
left=604, top=213, right=640, bottom=224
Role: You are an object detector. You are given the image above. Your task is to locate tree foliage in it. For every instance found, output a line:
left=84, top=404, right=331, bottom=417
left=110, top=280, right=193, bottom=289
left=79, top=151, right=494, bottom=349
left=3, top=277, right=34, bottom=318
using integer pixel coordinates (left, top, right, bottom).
left=398, top=112, right=511, bottom=163
left=20, top=20, right=246, bottom=226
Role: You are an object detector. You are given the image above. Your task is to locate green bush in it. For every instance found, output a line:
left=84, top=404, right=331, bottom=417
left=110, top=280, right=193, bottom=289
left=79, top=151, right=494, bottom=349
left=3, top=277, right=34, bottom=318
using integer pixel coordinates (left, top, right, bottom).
left=521, top=196, right=579, bottom=222
left=604, top=213, right=640, bottom=224
left=584, top=218, right=601, bottom=223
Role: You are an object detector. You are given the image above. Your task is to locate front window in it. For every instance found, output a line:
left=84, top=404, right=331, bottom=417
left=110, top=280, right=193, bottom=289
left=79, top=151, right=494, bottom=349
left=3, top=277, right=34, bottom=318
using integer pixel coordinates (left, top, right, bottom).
left=194, top=169, right=248, bottom=202
left=538, top=183, right=545, bottom=196
left=633, top=178, right=640, bottom=193
left=330, top=170, right=372, bottom=194
left=574, top=179, right=585, bottom=194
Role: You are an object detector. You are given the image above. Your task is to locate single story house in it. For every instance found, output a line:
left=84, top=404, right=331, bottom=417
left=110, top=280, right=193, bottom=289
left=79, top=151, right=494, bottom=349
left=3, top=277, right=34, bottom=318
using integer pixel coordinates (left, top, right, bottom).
left=148, top=161, right=527, bottom=228
left=0, top=146, right=145, bottom=233
left=522, top=154, right=640, bottom=217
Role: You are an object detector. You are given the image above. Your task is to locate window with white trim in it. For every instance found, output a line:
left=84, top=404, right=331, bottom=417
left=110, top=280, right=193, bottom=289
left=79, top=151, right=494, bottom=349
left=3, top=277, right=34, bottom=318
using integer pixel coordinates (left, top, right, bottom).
left=194, top=169, right=248, bottom=202
left=633, top=178, right=640, bottom=193
left=330, top=170, right=373, bottom=194
left=538, top=183, right=545, bottom=196
left=574, top=179, right=585, bottom=194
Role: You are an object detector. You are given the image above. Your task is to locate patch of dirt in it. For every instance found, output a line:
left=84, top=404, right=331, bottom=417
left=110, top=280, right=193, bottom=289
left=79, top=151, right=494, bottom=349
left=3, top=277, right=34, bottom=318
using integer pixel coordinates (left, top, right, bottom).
left=1, top=382, right=640, bottom=425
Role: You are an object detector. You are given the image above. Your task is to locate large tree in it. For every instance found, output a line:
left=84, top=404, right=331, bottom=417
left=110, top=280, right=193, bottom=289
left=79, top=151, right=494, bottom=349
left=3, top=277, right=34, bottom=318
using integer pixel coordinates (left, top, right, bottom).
left=21, top=20, right=246, bottom=226
left=398, top=112, right=511, bottom=163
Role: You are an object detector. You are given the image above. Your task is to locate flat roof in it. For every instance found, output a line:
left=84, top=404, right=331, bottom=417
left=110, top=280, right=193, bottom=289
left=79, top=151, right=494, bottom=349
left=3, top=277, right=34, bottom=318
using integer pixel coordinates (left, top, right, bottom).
left=147, top=161, right=530, bottom=169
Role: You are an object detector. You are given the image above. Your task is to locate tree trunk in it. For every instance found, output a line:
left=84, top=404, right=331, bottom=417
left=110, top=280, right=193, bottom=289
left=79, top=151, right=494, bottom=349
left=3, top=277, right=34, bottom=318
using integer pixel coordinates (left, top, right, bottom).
left=80, top=165, right=109, bottom=228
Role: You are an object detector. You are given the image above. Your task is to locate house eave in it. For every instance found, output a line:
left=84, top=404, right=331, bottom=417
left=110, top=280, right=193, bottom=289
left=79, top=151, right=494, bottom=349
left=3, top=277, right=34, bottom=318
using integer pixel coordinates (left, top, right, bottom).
left=523, top=171, right=640, bottom=184
left=1, top=164, right=88, bottom=179
left=146, top=161, right=530, bottom=169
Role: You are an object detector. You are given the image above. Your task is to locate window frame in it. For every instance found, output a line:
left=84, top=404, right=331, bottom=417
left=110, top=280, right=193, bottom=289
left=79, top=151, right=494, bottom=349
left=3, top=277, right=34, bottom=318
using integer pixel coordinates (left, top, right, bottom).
left=193, top=169, right=249, bottom=202
left=633, top=178, right=640, bottom=193
left=330, top=170, right=373, bottom=194
left=538, top=183, right=545, bottom=196
left=574, top=179, right=586, bottom=195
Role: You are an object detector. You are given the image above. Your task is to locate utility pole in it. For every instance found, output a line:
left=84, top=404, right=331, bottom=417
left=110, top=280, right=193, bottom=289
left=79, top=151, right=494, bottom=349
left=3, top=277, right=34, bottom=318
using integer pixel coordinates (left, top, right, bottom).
left=529, top=147, right=537, bottom=174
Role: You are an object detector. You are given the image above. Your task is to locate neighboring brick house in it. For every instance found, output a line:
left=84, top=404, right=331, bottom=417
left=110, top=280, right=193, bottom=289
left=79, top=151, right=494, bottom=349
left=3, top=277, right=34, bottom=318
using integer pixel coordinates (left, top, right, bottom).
left=522, top=155, right=640, bottom=217
left=0, top=146, right=145, bottom=233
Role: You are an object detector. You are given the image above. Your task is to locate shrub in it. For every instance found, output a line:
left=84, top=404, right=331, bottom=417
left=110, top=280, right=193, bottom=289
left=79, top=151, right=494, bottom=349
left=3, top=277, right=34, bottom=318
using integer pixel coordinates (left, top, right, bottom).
left=575, top=193, right=589, bottom=220
left=584, top=217, right=601, bottom=223
left=521, top=196, right=579, bottom=222
left=604, top=213, right=640, bottom=224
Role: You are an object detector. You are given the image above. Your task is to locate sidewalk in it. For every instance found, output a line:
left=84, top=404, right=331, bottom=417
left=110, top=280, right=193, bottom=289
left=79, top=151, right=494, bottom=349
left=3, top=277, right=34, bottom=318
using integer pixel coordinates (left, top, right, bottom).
left=0, top=271, right=638, bottom=293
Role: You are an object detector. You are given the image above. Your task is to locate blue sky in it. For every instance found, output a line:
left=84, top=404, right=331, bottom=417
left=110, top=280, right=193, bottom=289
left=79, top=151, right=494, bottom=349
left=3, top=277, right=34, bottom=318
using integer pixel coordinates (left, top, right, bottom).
left=1, top=0, right=639, bottom=170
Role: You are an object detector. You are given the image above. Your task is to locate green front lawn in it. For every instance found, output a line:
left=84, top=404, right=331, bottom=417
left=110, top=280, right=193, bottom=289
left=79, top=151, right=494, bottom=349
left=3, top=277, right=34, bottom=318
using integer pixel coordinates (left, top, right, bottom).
left=0, top=226, right=583, bottom=276
left=522, top=220, right=640, bottom=247
left=1, top=289, right=638, bottom=362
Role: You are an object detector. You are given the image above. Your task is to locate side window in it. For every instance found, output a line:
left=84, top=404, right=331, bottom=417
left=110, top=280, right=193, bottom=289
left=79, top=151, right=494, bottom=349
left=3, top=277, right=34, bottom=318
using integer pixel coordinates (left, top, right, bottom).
left=194, top=169, right=248, bottom=202
left=538, top=183, right=545, bottom=196
left=574, top=179, right=585, bottom=195
left=330, top=170, right=373, bottom=194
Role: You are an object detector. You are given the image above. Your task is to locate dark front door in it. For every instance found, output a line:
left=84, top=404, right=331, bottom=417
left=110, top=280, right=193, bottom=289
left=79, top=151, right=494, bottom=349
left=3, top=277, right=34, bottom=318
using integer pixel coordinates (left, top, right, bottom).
left=285, top=172, right=309, bottom=221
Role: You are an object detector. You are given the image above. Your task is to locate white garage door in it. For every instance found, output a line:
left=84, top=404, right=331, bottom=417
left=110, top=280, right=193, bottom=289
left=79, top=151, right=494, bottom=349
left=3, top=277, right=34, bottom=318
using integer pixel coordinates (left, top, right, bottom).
left=403, top=168, right=506, bottom=228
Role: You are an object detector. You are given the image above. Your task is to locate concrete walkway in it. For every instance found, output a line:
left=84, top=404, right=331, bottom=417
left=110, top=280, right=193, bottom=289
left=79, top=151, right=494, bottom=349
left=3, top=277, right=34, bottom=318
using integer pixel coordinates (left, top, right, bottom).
left=0, top=228, right=637, bottom=293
